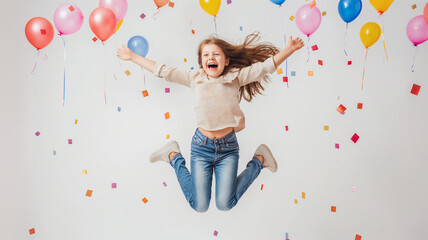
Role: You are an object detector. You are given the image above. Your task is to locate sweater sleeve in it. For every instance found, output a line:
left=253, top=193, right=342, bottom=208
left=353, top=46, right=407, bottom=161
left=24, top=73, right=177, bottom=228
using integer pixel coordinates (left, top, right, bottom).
left=153, top=62, right=192, bottom=87
left=236, top=57, right=276, bottom=86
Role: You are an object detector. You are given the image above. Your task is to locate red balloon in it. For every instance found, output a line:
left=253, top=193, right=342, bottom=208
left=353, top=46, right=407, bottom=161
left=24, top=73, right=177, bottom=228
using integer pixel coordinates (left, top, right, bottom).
left=89, top=7, right=116, bottom=42
left=424, top=2, right=428, bottom=24
left=25, top=17, right=54, bottom=50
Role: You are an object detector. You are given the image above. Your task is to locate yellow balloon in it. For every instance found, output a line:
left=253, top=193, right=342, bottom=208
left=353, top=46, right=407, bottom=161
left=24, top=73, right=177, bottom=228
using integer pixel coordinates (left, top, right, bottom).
left=360, top=22, right=381, bottom=48
left=114, top=19, right=123, bottom=33
left=369, top=0, right=394, bottom=14
left=199, top=0, right=221, bottom=16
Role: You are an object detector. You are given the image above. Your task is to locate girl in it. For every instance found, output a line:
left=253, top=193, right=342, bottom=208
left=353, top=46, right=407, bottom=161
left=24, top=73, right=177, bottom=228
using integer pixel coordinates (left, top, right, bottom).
left=117, top=32, right=304, bottom=212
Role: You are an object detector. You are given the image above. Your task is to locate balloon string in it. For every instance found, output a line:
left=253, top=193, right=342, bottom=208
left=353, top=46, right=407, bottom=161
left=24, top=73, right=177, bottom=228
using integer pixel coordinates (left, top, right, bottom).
left=153, top=8, right=160, bottom=19
left=362, top=47, right=368, bottom=90
left=411, top=45, right=417, bottom=72
left=103, top=45, right=107, bottom=105
left=378, top=14, right=388, bottom=61
left=344, top=23, right=348, bottom=57
left=214, top=16, right=218, bottom=36
left=61, top=35, right=66, bottom=106
left=306, top=36, right=311, bottom=63
left=141, top=67, right=146, bottom=87
left=283, top=15, right=288, bottom=88
left=31, top=51, right=40, bottom=74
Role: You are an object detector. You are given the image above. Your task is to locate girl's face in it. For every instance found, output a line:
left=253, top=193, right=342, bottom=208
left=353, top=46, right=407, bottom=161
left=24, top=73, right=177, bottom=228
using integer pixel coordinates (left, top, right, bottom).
left=201, top=44, right=229, bottom=78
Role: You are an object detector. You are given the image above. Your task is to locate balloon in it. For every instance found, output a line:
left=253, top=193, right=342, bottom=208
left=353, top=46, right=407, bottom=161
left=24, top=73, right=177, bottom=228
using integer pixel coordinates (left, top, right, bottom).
left=360, top=22, right=381, bottom=48
left=406, top=15, right=428, bottom=46
left=369, top=0, right=394, bottom=14
left=270, top=0, right=286, bottom=6
left=338, top=0, right=362, bottom=23
left=25, top=17, right=54, bottom=50
left=199, top=0, right=221, bottom=16
left=89, top=7, right=116, bottom=42
left=424, top=2, right=428, bottom=24
left=128, top=36, right=149, bottom=57
left=154, top=0, right=169, bottom=8
left=53, top=3, right=83, bottom=35
left=114, top=19, right=123, bottom=33
left=295, top=4, right=322, bottom=37
left=100, top=0, right=127, bottom=22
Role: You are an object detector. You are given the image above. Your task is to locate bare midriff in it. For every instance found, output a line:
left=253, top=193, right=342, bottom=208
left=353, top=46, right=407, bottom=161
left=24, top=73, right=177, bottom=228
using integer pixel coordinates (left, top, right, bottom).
left=198, top=127, right=234, bottom=140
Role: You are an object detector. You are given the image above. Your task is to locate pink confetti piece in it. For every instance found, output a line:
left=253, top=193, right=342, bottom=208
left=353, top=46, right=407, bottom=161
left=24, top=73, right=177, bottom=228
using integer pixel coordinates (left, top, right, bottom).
left=351, top=133, right=359, bottom=143
left=35, top=131, right=40, bottom=136
left=285, top=126, right=289, bottom=131
left=112, top=183, right=117, bottom=188
left=335, top=143, right=339, bottom=149
left=163, top=182, right=167, bottom=187
left=311, top=45, right=318, bottom=51
left=213, top=230, right=218, bottom=236
left=68, top=139, right=73, bottom=144
left=352, top=186, right=356, bottom=192
left=165, top=88, right=170, bottom=93
left=227, top=0, right=231, bottom=4
left=140, top=13, right=146, bottom=19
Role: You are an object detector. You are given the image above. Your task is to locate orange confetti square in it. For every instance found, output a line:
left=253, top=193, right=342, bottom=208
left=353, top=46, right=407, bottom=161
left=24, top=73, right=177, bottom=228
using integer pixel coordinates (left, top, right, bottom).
left=124, top=70, right=131, bottom=76
left=68, top=6, right=75, bottom=12
left=337, top=104, right=346, bottom=114
left=75, top=119, right=78, bottom=124
left=165, top=112, right=170, bottom=120
left=412, top=4, right=417, bottom=9
left=92, top=37, right=97, bottom=42
left=324, top=125, right=329, bottom=131
left=411, top=84, right=421, bottom=95
left=310, top=0, right=316, bottom=8
left=29, top=228, right=35, bottom=235
left=168, top=2, right=174, bottom=7
left=166, top=134, right=170, bottom=139
left=142, top=90, right=149, bottom=97
left=191, top=29, right=195, bottom=34
left=308, top=71, right=313, bottom=76
left=331, top=206, right=336, bottom=212
left=357, top=103, right=363, bottom=109
left=289, top=16, right=295, bottom=21
left=142, top=197, right=148, bottom=203
left=86, top=190, right=93, bottom=197
left=82, top=170, right=87, bottom=174
left=277, top=68, right=283, bottom=74
left=355, top=234, right=362, bottom=240
left=322, top=11, right=327, bottom=16
left=302, top=192, right=306, bottom=199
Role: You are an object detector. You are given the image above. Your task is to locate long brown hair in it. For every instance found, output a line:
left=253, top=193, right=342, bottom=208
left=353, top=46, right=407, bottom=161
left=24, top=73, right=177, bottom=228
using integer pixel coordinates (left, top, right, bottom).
left=197, top=32, right=279, bottom=102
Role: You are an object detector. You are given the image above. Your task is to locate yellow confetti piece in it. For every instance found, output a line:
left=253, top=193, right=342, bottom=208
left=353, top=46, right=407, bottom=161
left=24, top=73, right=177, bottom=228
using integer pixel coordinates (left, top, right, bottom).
left=302, top=192, right=306, bottom=199
left=184, top=58, right=187, bottom=62
left=322, top=11, right=327, bottom=16
left=324, top=125, right=329, bottom=131
left=308, top=71, right=313, bottom=76
left=82, top=170, right=87, bottom=174
left=277, top=68, right=283, bottom=74
left=75, top=119, right=78, bottom=124
left=289, top=16, right=295, bottom=21
left=412, top=4, right=417, bottom=9
left=166, top=134, right=170, bottom=139
left=294, top=199, right=298, bottom=204
left=124, top=70, right=131, bottom=76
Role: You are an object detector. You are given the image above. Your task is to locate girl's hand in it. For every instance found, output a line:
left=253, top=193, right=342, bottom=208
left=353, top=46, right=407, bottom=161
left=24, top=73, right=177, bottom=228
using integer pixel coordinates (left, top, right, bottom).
left=286, top=36, right=305, bottom=52
left=117, top=45, right=134, bottom=61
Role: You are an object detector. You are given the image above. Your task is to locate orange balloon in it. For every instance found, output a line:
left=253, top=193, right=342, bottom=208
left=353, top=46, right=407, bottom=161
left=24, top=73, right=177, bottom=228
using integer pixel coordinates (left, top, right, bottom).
left=424, top=2, right=428, bottom=24
left=89, top=7, right=116, bottom=42
left=154, top=0, right=169, bottom=8
left=25, top=17, right=54, bottom=50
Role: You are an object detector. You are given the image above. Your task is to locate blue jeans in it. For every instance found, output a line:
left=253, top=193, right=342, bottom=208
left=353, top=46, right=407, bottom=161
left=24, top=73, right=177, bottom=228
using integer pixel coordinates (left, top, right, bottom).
left=170, top=128, right=264, bottom=212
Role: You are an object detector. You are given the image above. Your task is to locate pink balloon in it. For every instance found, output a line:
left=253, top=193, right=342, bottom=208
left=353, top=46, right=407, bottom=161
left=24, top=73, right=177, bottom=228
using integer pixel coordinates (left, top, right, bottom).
left=406, top=15, right=428, bottom=46
left=89, top=7, right=116, bottom=42
left=25, top=17, right=54, bottom=50
left=100, top=0, right=127, bottom=22
left=53, top=3, right=83, bottom=35
left=295, top=4, right=322, bottom=37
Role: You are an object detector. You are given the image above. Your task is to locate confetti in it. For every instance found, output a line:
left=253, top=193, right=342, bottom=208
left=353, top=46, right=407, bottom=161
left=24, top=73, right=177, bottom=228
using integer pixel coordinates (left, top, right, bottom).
left=68, top=139, right=73, bottom=144
left=324, top=125, right=329, bottom=131
left=308, top=71, right=313, bottom=76
left=142, top=197, right=148, bottom=204
left=311, top=45, right=318, bottom=51
left=214, top=230, right=218, bottom=236
left=86, top=190, right=93, bottom=197
left=261, top=184, right=263, bottom=190
left=168, top=2, right=174, bottom=7
left=310, top=0, right=316, bottom=8
left=348, top=61, right=352, bottom=65
left=35, top=131, right=40, bottom=136
left=227, top=0, right=232, bottom=4
left=294, top=199, right=298, bottom=204
left=411, top=84, right=421, bottom=95
left=191, top=29, right=195, bottom=34
left=191, top=66, right=194, bottom=70
left=112, top=183, right=117, bottom=188
left=331, top=206, right=336, bottom=212
left=82, top=170, right=87, bottom=174
left=283, top=76, right=288, bottom=82
left=53, top=150, right=56, bottom=155
left=291, top=71, right=296, bottom=76
left=40, top=29, right=46, bottom=35
left=277, top=68, right=283, bottom=74
left=302, top=192, right=306, bottom=199
left=29, top=228, right=35, bottom=235
left=352, top=185, right=356, bottom=192
left=412, top=4, right=417, bottom=9
left=336, top=104, right=346, bottom=114
left=163, top=182, right=167, bottom=187
left=335, top=143, right=339, bottom=149
left=124, top=70, right=131, bottom=76
left=166, top=134, right=170, bottom=139
left=322, top=11, right=327, bottom=16
left=140, top=13, right=146, bottom=19
left=355, top=234, right=362, bottom=240
left=165, top=88, right=170, bottom=93
left=118, top=106, right=121, bottom=112
left=289, top=16, right=295, bottom=21
left=184, top=58, right=187, bottom=62
left=285, top=126, right=289, bottom=131
left=142, top=90, right=149, bottom=97
left=92, top=37, right=97, bottom=42
left=357, top=103, right=363, bottom=109
left=351, top=133, right=359, bottom=143
left=75, top=119, right=78, bottom=124
left=165, top=112, right=170, bottom=120
left=240, top=26, right=243, bottom=31
left=286, top=232, right=289, bottom=238
left=68, top=5, right=74, bottom=12
left=318, top=60, right=323, bottom=65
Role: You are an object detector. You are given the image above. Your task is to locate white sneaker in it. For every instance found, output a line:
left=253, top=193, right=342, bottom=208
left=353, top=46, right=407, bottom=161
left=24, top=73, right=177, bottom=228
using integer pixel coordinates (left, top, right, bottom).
left=254, top=144, right=278, bottom=173
left=149, top=140, right=181, bottom=163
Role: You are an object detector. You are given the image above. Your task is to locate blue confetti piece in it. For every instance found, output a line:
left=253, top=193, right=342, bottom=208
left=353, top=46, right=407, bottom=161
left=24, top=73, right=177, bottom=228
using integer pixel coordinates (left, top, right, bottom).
left=118, top=106, right=121, bottom=112
left=285, top=232, right=289, bottom=238
left=190, top=66, right=194, bottom=70
left=239, top=26, right=243, bottom=31
left=53, top=150, right=56, bottom=156
left=291, top=71, right=296, bottom=76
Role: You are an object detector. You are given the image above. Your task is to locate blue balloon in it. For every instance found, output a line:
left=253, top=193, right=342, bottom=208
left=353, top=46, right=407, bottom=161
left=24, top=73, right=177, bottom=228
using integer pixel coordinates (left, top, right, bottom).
left=338, top=0, right=362, bottom=23
left=270, top=0, right=286, bottom=6
left=127, top=35, right=149, bottom=57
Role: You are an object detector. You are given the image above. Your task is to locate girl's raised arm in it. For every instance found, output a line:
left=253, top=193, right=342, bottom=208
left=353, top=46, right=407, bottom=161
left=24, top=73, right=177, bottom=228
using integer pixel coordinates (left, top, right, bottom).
left=273, top=36, right=304, bottom=69
left=117, top=45, right=156, bottom=73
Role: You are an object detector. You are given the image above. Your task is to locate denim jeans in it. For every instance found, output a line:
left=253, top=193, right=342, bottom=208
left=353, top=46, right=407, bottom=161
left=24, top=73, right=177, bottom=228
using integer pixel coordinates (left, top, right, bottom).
left=170, top=128, right=264, bottom=212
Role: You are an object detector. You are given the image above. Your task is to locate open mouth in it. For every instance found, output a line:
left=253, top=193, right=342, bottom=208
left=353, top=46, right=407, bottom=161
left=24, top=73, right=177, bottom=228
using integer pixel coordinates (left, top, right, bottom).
left=207, top=63, right=218, bottom=71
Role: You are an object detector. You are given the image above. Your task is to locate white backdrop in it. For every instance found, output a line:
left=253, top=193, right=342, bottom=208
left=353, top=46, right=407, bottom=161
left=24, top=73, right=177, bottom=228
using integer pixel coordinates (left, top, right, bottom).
left=1, top=0, right=428, bottom=239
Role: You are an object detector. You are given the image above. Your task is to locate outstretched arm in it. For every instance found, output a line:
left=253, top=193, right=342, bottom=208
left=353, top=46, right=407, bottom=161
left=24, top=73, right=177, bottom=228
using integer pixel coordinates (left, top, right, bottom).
left=273, top=36, right=304, bottom=69
left=117, top=45, right=156, bottom=73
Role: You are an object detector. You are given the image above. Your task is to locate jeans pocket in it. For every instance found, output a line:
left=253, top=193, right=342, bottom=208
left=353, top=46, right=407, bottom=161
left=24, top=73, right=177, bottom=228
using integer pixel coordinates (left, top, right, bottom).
left=191, top=134, right=205, bottom=146
left=225, top=135, right=239, bottom=148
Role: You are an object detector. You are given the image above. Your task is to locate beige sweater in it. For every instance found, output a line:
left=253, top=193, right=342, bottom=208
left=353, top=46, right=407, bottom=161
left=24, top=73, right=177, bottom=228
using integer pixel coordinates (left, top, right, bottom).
left=153, top=57, right=276, bottom=133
